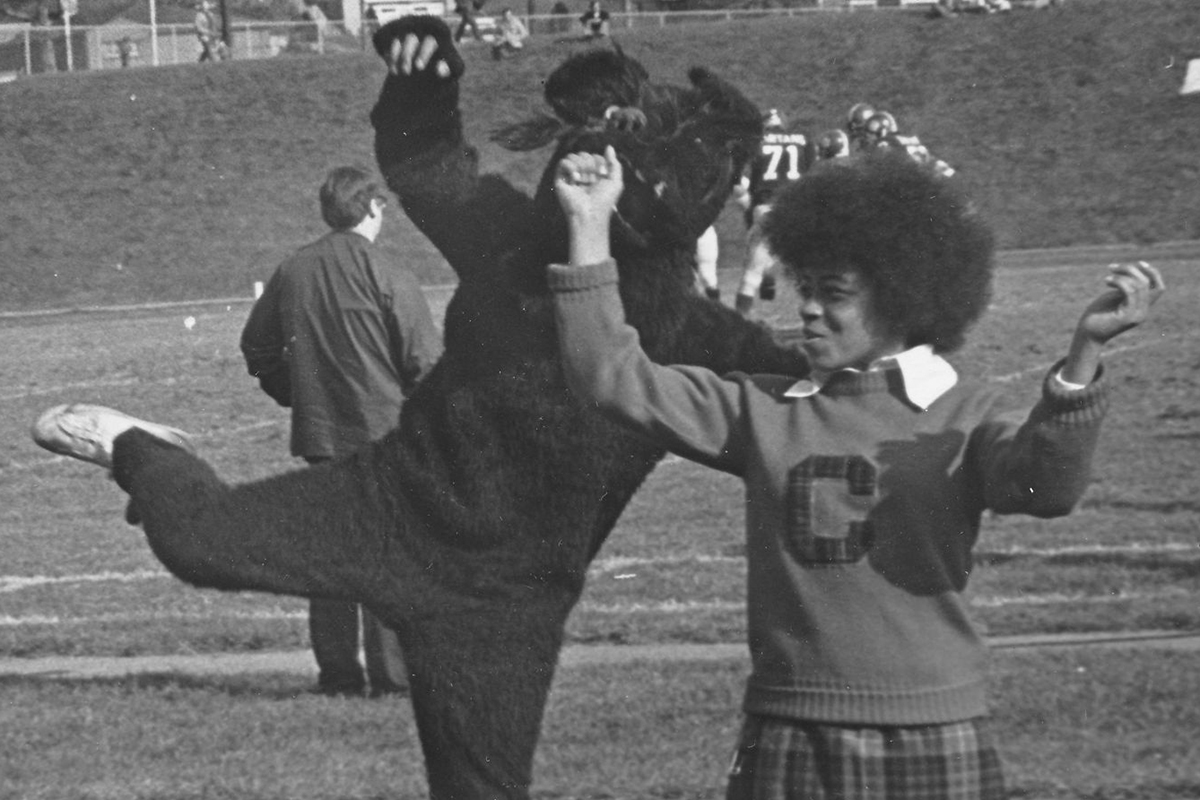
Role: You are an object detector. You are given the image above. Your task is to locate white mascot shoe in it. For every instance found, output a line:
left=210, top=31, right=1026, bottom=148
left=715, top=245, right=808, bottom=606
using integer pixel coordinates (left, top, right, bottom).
left=32, top=404, right=195, bottom=469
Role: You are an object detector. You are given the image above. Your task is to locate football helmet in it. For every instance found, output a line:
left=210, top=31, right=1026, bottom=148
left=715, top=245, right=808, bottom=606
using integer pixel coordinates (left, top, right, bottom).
left=846, top=102, right=876, bottom=135
left=864, top=111, right=898, bottom=141
left=816, top=129, right=850, bottom=160
left=763, top=108, right=786, bottom=130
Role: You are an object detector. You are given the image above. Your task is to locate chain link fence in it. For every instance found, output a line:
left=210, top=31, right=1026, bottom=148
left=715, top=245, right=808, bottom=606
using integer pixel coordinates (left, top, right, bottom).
left=0, top=0, right=939, bottom=80
left=0, top=18, right=360, bottom=77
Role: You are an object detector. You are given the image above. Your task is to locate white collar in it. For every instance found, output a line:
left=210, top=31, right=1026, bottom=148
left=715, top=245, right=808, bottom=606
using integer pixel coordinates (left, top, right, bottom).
left=782, top=344, right=958, bottom=410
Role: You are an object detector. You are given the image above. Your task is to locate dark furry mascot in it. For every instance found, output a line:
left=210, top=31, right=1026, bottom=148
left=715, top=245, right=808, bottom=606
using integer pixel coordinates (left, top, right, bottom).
left=43, top=16, right=807, bottom=798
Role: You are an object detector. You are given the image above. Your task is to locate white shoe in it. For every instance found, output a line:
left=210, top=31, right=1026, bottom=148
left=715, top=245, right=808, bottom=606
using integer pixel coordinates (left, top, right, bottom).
left=32, top=404, right=194, bottom=469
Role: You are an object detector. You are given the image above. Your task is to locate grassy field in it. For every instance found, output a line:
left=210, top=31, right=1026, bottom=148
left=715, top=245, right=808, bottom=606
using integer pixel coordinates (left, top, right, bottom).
left=2, top=3, right=1199, bottom=798
left=2, top=251, right=1197, bottom=659
left=2, top=649, right=1199, bottom=799
left=2, top=0, right=1200, bottom=312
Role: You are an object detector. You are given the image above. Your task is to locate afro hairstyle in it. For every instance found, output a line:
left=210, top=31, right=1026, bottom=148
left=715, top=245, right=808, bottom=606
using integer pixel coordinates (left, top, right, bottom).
left=763, top=151, right=994, bottom=354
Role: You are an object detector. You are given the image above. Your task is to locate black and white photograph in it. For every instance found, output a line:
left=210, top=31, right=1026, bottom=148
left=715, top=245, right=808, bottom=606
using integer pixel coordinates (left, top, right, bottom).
left=1, top=0, right=1197, bottom=797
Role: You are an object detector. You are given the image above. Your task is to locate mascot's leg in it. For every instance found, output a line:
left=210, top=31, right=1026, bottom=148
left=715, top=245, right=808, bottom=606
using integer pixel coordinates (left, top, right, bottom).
left=109, top=428, right=419, bottom=602
left=694, top=225, right=721, bottom=302
left=734, top=207, right=777, bottom=317
left=394, top=597, right=573, bottom=799
left=34, top=404, right=415, bottom=603
left=35, top=404, right=574, bottom=799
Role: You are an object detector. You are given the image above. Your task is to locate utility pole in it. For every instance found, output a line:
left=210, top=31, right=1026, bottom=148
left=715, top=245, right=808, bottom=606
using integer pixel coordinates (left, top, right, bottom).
left=150, top=0, right=159, bottom=65
left=61, top=0, right=74, bottom=71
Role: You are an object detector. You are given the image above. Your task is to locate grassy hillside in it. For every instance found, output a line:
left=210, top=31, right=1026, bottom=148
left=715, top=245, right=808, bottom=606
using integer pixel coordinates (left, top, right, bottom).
left=1, top=0, right=1198, bottom=311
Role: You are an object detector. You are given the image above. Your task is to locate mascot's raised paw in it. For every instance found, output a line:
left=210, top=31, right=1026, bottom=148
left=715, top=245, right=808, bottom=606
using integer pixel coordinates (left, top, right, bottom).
left=372, top=15, right=464, bottom=82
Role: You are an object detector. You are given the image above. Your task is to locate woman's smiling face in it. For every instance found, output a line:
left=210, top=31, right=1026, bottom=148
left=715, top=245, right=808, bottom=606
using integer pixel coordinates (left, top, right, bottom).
left=793, top=265, right=908, bottom=373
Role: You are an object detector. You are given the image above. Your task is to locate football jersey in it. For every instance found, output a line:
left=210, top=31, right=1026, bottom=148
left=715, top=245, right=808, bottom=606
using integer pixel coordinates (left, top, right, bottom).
left=748, top=131, right=813, bottom=207
left=881, top=134, right=956, bottom=178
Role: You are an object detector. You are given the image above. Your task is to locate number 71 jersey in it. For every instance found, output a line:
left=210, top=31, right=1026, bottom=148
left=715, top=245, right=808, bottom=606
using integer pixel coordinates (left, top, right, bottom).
left=748, top=131, right=814, bottom=208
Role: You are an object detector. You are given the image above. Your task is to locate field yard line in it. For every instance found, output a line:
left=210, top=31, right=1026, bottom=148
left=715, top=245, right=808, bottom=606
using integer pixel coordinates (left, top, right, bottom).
left=1, top=375, right=275, bottom=405
left=967, top=588, right=1196, bottom=608
left=0, top=283, right=460, bottom=322
left=0, top=586, right=1194, bottom=627
left=0, top=377, right=143, bottom=402
left=588, top=542, right=1199, bottom=573
left=592, top=554, right=744, bottom=572
left=2, top=240, right=1196, bottom=324
left=0, top=569, right=168, bottom=593
left=583, top=588, right=1196, bottom=613
left=3, top=541, right=1195, bottom=593
left=3, top=322, right=1177, bottom=470
left=0, top=609, right=307, bottom=626
left=977, top=542, right=1200, bottom=557
left=988, top=340, right=1155, bottom=384
left=3, top=632, right=1200, bottom=681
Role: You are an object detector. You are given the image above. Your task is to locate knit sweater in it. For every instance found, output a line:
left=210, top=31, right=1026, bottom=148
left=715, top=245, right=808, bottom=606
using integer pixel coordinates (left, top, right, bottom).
left=549, top=259, right=1109, bottom=725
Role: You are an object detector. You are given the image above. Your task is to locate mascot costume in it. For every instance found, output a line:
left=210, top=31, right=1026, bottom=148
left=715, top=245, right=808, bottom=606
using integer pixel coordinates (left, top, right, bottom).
left=34, top=16, right=807, bottom=798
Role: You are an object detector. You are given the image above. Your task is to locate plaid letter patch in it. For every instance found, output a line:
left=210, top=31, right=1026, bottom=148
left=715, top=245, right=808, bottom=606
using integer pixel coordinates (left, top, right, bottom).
left=786, top=455, right=877, bottom=565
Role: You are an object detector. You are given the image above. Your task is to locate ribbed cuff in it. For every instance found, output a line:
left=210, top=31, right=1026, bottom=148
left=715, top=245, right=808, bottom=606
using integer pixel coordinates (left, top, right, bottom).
left=546, top=259, right=618, bottom=293
left=1041, top=358, right=1110, bottom=424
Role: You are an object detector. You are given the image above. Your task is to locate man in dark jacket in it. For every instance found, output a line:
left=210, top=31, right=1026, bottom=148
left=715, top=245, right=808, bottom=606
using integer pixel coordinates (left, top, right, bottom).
left=240, top=165, right=443, bottom=697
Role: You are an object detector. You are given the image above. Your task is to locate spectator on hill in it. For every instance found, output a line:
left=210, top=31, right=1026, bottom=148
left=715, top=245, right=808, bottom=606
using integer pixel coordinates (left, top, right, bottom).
left=579, top=0, right=610, bottom=38
left=194, top=0, right=226, bottom=62
left=302, top=0, right=329, bottom=37
left=454, top=0, right=486, bottom=42
left=492, top=7, right=529, bottom=59
left=241, top=166, right=443, bottom=699
left=549, top=145, right=1164, bottom=800
left=363, top=4, right=380, bottom=35
left=117, top=36, right=136, bottom=68
left=932, top=0, right=1010, bottom=14
left=550, top=0, right=573, bottom=33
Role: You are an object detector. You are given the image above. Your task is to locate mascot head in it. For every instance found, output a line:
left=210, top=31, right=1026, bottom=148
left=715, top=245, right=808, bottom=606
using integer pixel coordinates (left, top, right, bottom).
left=493, top=47, right=763, bottom=255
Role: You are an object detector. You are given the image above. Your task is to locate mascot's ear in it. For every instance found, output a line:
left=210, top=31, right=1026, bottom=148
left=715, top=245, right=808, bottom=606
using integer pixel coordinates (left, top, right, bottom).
left=686, top=65, right=762, bottom=143
left=490, top=113, right=569, bottom=152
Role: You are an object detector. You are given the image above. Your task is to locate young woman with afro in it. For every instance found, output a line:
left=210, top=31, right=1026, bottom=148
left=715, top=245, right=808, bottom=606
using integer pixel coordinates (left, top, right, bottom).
left=548, top=147, right=1164, bottom=800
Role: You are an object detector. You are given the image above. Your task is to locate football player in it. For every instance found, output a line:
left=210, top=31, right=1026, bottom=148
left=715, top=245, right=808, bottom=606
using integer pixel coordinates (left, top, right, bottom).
left=864, top=111, right=898, bottom=143
left=869, top=111, right=956, bottom=178
left=734, top=109, right=813, bottom=316
left=845, top=102, right=876, bottom=152
left=815, top=129, right=851, bottom=162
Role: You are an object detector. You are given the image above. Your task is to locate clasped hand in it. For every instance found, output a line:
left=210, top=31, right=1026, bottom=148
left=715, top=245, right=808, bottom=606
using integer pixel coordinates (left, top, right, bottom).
left=1077, top=261, right=1164, bottom=345
left=554, top=145, right=624, bottom=220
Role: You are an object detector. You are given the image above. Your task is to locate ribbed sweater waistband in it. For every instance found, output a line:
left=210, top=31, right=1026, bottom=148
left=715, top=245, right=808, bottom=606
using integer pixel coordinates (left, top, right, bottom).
left=744, top=676, right=988, bottom=726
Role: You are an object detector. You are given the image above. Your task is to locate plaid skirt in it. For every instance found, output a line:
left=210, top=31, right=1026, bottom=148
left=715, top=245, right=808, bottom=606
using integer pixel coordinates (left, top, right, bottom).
left=725, top=715, right=1006, bottom=800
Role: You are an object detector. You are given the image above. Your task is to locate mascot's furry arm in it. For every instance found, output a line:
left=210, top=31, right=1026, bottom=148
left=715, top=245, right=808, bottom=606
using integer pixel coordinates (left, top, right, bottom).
left=371, top=16, right=534, bottom=283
